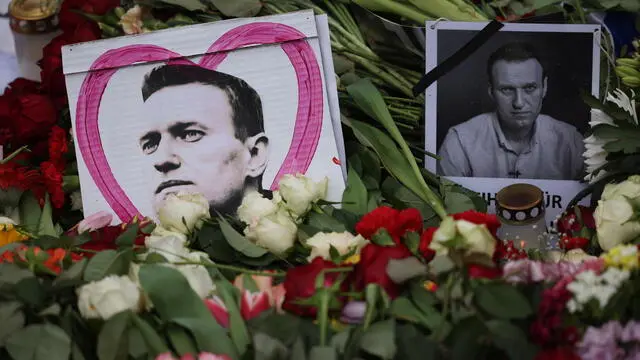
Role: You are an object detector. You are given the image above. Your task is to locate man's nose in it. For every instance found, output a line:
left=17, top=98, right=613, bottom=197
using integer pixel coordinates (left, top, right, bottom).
left=154, top=140, right=181, bottom=174
left=512, top=89, right=525, bottom=109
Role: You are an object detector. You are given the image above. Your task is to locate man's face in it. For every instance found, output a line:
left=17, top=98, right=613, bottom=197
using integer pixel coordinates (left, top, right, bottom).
left=139, top=83, right=265, bottom=214
left=489, top=58, right=547, bottom=133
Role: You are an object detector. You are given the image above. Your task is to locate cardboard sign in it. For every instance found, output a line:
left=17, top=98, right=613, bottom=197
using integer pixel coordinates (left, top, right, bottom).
left=62, top=11, right=346, bottom=223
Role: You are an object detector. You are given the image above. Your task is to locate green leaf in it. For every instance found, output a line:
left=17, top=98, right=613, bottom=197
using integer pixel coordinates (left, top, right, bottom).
left=450, top=317, right=487, bottom=360
left=395, top=323, right=438, bottom=360
left=346, top=119, right=425, bottom=206
left=6, top=324, right=71, bottom=360
left=98, top=311, right=130, bottom=360
left=217, top=280, right=251, bottom=355
left=18, top=191, right=41, bottom=234
left=37, top=194, right=57, bottom=237
left=370, top=228, right=396, bottom=246
left=173, top=317, right=238, bottom=359
left=53, top=257, right=88, bottom=288
left=595, top=124, right=640, bottom=154
left=131, top=315, right=170, bottom=356
left=15, top=277, right=45, bottom=307
left=403, top=231, right=421, bottom=253
left=116, top=223, right=139, bottom=247
left=167, top=324, right=198, bottom=356
left=84, top=249, right=133, bottom=281
left=158, top=0, right=206, bottom=11
left=360, top=319, right=397, bottom=359
left=444, top=191, right=476, bottom=214
left=218, top=215, right=268, bottom=258
left=0, top=302, right=24, bottom=346
left=206, top=0, right=262, bottom=16
left=474, top=283, right=533, bottom=320
left=0, top=263, right=34, bottom=286
left=307, top=211, right=347, bottom=232
left=381, top=177, right=436, bottom=221
left=486, top=320, right=537, bottom=360
left=127, top=326, right=148, bottom=359
left=38, top=304, right=61, bottom=317
left=252, top=332, right=290, bottom=360
left=342, top=166, right=368, bottom=215
left=309, top=346, right=337, bottom=360
left=138, top=265, right=237, bottom=358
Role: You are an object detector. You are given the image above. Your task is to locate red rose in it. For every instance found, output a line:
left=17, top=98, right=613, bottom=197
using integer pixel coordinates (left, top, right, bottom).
left=355, top=206, right=423, bottom=243
left=11, top=94, right=57, bottom=145
left=418, top=227, right=437, bottom=262
left=48, top=126, right=69, bottom=170
left=453, top=210, right=501, bottom=236
left=559, top=236, right=589, bottom=251
left=353, top=243, right=413, bottom=298
left=58, top=0, right=118, bottom=34
left=3, top=78, right=41, bottom=97
left=73, top=224, right=147, bottom=256
left=534, top=347, right=580, bottom=360
left=467, top=264, right=501, bottom=279
left=282, top=258, right=344, bottom=317
left=40, top=161, right=65, bottom=208
left=557, top=206, right=595, bottom=236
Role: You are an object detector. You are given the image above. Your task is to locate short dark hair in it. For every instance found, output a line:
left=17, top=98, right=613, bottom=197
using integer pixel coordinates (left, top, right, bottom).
left=141, top=64, right=264, bottom=141
left=487, top=42, right=546, bottom=85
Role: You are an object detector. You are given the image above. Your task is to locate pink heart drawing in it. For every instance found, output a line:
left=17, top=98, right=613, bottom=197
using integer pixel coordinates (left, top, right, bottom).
left=75, top=22, right=324, bottom=222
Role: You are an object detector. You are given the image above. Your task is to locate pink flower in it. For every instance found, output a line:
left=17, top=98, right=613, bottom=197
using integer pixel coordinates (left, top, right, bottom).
left=154, top=353, right=231, bottom=360
left=204, top=296, right=229, bottom=328
left=77, top=211, right=113, bottom=233
left=233, top=274, right=286, bottom=313
left=155, top=353, right=177, bottom=360
left=239, top=290, right=271, bottom=321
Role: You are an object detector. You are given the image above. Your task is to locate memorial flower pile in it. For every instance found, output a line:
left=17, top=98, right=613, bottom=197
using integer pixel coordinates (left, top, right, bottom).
left=0, top=0, right=639, bottom=359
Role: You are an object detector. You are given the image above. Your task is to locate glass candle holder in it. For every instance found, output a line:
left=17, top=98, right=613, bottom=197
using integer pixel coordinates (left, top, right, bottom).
left=495, top=183, right=547, bottom=250
left=9, top=0, right=61, bottom=81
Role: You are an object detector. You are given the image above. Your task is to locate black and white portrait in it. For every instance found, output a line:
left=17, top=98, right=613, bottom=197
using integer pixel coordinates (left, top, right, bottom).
left=139, top=65, right=269, bottom=216
left=426, top=23, right=599, bottom=181
left=424, top=22, right=601, bottom=225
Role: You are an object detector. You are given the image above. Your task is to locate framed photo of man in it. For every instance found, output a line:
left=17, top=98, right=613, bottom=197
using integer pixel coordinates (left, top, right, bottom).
left=424, top=21, right=601, bottom=224
left=62, top=10, right=346, bottom=224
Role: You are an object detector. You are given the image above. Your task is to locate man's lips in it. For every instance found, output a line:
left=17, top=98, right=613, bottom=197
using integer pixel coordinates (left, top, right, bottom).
left=155, top=180, right=195, bottom=194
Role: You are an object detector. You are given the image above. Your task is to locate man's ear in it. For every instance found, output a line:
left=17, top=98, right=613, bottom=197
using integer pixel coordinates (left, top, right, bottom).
left=487, top=83, right=494, bottom=101
left=244, top=132, right=269, bottom=178
left=542, top=76, right=548, bottom=99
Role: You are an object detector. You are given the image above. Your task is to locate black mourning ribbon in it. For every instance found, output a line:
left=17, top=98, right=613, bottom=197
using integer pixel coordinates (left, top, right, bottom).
left=412, top=20, right=505, bottom=97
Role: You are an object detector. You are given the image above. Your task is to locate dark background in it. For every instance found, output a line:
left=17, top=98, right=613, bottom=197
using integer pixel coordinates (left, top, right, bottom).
left=434, top=29, right=595, bottom=149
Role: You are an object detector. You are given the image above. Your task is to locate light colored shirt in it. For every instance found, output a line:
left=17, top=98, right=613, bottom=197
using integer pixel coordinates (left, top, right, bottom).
left=437, top=113, right=585, bottom=180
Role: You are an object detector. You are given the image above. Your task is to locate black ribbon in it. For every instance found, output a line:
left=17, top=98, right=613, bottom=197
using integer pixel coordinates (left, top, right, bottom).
left=412, top=20, right=504, bottom=97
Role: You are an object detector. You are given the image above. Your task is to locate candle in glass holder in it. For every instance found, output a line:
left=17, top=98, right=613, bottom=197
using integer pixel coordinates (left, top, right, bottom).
left=9, top=0, right=61, bottom=81
left=495, top=183, right=547, bottom=250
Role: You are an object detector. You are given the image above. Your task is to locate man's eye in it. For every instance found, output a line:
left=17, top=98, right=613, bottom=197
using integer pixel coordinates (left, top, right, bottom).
left=142, top=141, right=158, bottom=155
left=181, top=130, right=205, bottom=143
left=525, top=85, right=537, bottom=93
left=500, top=88, right=514, bottom=95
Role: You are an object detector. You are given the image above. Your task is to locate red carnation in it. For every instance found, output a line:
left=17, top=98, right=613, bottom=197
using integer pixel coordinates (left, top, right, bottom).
left=40, top=161, right=65, bottom=208
left=72, top=224, right=147, bottom=257
left=58, top=0, right=119, bottom=34
left=557, top=206, right=595, bottom=236
left=535, top=347, right=580, bottom=360
left=418, top=227, right=437, bottom=262
left=3, top=78, right=41, bottom=97
left=467, top=264, right=502, bottom=279
left=453, top=210, right=501, bottom=236
left=355, top=206, right=423, bottom=244
left=48, top=126, right=69, bottom=171
left=282, top=258, right=344, bottom=317
left=559, top=236, right=589, bottom=251
left=353, top=243, right=413, bottom=298
left=530, top=287, right=576, bottom=349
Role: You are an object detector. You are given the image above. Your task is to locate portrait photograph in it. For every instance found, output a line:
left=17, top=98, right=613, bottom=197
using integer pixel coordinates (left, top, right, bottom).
left=62, top=10, right=346, bottom=223
left=424, top=22, right=601, bottom=224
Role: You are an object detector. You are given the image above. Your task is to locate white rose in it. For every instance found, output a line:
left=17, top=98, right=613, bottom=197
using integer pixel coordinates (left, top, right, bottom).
left=237, top=190, right=279, bottom=226
left=305, top=231, right=368, bottom=262
left=429, top=217, right=457, bottom=255
left=278, top=174, right=328, bottom=218
left=128, top=263, right=153, bottom=310
left=595, top=197, right=640, bottom=250
left=602, top=175, right=640, bottom=206
left=119, top=5, right=144, bottom=35
left=157, top=192, right=210, bottom=235
left=245, top=209, right=298, bottom=255
left=175, top=253, right=216, bottom=299
left=77, top=275, right=142, bottom=319
left=456, top=220, right=496, bottom=258
left=145, top=228, right=189, bottom=262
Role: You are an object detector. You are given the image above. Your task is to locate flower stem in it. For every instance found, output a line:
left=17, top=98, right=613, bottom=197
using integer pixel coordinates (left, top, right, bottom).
left=317, top=291, right=331, bottom=346
left=170, top=261, right=287, bottom=277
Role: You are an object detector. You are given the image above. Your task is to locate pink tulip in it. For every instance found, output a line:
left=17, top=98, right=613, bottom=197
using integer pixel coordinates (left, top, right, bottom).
left=197, top=353, right=231, bottom=360
left=233, top=274, right=286, bottom=313
left=204, top=296, right=230, bottom=328
left=155, top=353, right=231, bottom=360
left=239, top=290, right=272, bottom=321
left=77, top=211, right=113, bottom=233
left=155, top=353, right=177, bottom=360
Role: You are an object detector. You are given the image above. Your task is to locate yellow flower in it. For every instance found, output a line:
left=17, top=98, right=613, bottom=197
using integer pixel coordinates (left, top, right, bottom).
left=601, top=244, right=639, bottom=270
left=0, top=220, right=28, bottom=247
left=423, top=280, right=438, bottom=292
left=343, top=254, right=360, bottom=265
